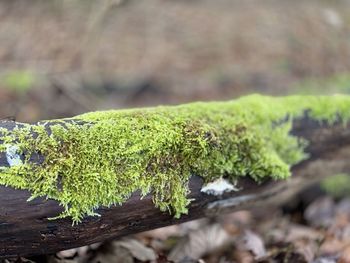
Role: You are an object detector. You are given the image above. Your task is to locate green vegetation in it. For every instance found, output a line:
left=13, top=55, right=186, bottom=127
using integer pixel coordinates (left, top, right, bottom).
left=1, top=94, right=350, bottom=223
left=321, top=174, right=350, bottom=198
left=1, top=70, right=36, bottom=93
left=294, top=73, right=350, bottom=95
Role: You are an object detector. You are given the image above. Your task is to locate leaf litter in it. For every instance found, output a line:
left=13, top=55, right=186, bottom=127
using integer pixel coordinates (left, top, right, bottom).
left=6, top=193, right=350, bottom=263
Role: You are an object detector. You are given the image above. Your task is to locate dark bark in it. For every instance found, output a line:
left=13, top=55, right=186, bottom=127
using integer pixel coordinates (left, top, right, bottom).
left=0, top=117, right=350, bottom=258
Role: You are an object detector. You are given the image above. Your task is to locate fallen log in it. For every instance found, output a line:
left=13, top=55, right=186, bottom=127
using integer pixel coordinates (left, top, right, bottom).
left=1, top=95, right=350, bottom=257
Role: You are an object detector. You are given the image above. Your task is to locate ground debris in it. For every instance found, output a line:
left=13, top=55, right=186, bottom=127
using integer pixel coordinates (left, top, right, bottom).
left=168, top=223, right=233, bottom=262
left=11, top=194, right=350, bottom=263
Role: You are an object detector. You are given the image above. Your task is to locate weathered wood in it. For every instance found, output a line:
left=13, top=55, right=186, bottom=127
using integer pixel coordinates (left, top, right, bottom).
left=0, top=117, right=349, bottom=258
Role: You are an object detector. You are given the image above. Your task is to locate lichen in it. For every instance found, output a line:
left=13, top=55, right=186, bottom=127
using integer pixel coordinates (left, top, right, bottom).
left=201, top=178, right=239, bottom=195
left=1, top=94, right=350, bottom=223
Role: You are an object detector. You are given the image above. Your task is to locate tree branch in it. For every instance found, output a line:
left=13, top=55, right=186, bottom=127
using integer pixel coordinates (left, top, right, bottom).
left=0, top=116, right=349, bottom=258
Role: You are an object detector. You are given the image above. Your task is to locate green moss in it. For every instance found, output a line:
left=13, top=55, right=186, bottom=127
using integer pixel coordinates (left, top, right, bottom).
left=321, top=174, right=350, bottom=198
left=293, top=73, right=350, bottom=95
left=1, top=70, right=36, bottom=93
left=1, top=94, right=350, bottom=223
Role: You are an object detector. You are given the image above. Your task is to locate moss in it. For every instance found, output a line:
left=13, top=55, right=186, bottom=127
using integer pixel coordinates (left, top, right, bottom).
left=293, top=73, right=350, bottom=95
left=321, top=174, right=350, bottom=198
left=1, top=70, right=36, bottom=93
left=1, top=94, right=350, bottom=223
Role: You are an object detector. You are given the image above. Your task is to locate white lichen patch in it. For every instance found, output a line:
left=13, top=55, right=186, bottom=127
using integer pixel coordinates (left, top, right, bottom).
left=6, top=145, right=22, bottom=166
left=201, top=178, right=239, bottom=196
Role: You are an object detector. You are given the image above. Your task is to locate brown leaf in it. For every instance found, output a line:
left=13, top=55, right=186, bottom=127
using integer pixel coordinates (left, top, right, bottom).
left=90, top=244, right=133, bottom=263
left=232, top=249, right=255, bottom=263
left=139, top=225, right=182, bottom=241
left=285, top=224, right=324, bottom=242
left=304, top=197, right=336, bottom=227
left=336, top=198, right=350, bottom=218
left=115, top=238, right=157, bottom=262
left=339, top=244, right=350, bottom=263
left=319, top=236, right=347, bottom=255
left=139, top=219, right=207, bottom=241
left=293, top=239, right=318, bottom=262
left=89, top=238, right=156, bottom=263
left=56, top=247, right=89, bottom=259
left=235, top=230, right=266, bottom=259
left=168, top=223, right=233, bottom=262
left=265, top=243, right=307, bottom=263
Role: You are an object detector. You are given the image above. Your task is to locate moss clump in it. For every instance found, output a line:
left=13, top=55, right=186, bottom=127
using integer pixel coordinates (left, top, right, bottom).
left=1, top=94, right=350, bottom=223
left=321, top=174, right=350, bottom=198
left=1, top=70, right=36, bottom=93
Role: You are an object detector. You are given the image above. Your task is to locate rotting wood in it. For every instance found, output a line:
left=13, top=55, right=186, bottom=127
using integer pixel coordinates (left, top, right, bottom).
left=0, top=116, right=349, bottom=257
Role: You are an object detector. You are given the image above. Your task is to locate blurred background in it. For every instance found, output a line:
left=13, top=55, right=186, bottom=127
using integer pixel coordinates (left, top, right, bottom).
left=3, top=1, right=350, bottom=262
left=1, top=0, right=350, bottom=122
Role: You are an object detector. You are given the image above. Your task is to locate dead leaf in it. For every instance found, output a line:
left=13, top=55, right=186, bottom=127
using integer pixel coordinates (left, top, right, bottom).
left=312, top=256, right=338, bottom=263
left=305, top=196, right=336, bottom=227
left=139, top=225, right=181, bottom=241
left=168, top=223, right=233, bottom=262
left=235, top=230, right=266, bottom=259
left=139, top=219, right=207, bottom=241
left=339, top=225, right=350, bottom=242
left=319, top=236, right=347, bottom=255
left=56, top=247, right=89, bottom=259
left=232, top=249, right=255, bottom=263
left=265, top=243, right=307, bottom=263
left=285, top=224, right=324, bottom=242
left=336, top=198, right=350, bottom=217
left=115, top=238, right=157, bottom=261
left=220, top=211, right=252, bottom=235
left=53, top=243, right=101, bottom=263
left=294, top=239, right=318, bottom=262
left=339, top=244, right=350, bottom=263
left=90, top=243, right=133, bottom=263
left=89, top=238, right=156, bottom=263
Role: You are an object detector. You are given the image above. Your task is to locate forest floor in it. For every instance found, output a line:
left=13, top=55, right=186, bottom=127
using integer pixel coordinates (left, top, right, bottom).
left=1, top=0, right=350, bottom=262
left=1, top=0, right=350, bottom=122
left=6, top=190, right=350, bottom=263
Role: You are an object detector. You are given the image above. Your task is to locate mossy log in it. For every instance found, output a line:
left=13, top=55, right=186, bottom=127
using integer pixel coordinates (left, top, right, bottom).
left=1, top=95, right=350, bottom=257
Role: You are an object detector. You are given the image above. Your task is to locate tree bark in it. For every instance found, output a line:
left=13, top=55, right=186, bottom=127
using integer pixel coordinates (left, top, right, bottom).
left=0, top=117, right=350, bottom=258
